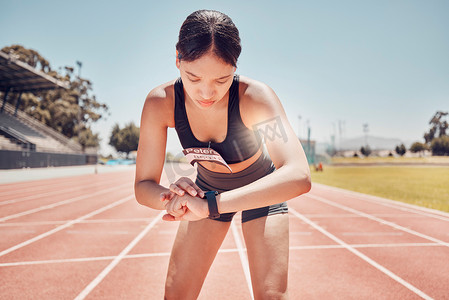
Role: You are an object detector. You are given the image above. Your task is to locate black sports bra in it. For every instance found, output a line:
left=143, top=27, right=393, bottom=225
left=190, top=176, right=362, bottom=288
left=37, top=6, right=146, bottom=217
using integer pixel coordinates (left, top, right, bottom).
left=174, top=75, right=262, bottom=164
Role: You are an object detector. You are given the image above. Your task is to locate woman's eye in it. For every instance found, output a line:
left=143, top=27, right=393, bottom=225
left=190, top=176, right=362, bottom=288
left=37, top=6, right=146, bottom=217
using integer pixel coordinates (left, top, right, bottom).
left=216, top=80, right=227, bottom=85
left=189, top=78, right=200, bottom=83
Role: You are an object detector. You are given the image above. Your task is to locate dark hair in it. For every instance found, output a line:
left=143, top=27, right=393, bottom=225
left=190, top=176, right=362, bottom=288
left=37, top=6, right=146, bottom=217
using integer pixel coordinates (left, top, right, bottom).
left=176, top=10, right=241, bottom=67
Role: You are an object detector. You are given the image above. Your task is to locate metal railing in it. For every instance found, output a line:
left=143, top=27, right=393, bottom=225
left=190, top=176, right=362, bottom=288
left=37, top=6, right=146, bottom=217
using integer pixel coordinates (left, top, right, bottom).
left=0, top=125, right=36, bottom=151
left=1, top=102, right=82, bottom=153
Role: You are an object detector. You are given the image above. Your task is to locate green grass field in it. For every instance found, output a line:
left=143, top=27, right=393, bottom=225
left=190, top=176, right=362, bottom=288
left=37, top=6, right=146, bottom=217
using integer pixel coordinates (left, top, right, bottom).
left=311, top=165, right=449, bottom=212
left=331, top=156, right=449, bottom=165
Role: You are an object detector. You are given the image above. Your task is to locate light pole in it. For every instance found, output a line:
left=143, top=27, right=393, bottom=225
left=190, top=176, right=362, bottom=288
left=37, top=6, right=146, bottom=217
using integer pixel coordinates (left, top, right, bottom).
left=363, top=123, right=369, bottom=146
left=76, top=61, right=82, bottom=78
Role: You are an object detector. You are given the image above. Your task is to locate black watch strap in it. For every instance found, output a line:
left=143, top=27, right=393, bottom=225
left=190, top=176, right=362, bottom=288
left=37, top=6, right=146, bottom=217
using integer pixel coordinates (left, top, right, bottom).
left=204, top=191, right=220, bottom=219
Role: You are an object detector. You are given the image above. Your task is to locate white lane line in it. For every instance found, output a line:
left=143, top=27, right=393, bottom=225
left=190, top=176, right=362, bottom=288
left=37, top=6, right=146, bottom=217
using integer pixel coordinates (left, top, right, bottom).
left=0, top=218, right=153, bottom=227
left=290, top=242, right=439, bottom=251
left=301, top=213, right=428, bottom=218
left=342, top=232, right=403, bottom=236
left=0, top=195, right=133, bottom=257
left=347, top=242, right=439, bottom=248
left=74, top=211, right=164, bottom=300
left=66, top=230, right=131, bottom=235
left=0, top=183, right=130, bottom=222
left=306, top=194, right=449, bottom=247
left=0, top=255, right=120, bottom=267
left=0, top=177, right=125, bottom=205
left=313, top=183, right=449, bottom=221
left=0, top=249, right=241, bottom=267
left=289, top=208, right=434, bottom=300
left=231, top=221, right=254, bottom=300
left=0, top=243, right=440, bottom=268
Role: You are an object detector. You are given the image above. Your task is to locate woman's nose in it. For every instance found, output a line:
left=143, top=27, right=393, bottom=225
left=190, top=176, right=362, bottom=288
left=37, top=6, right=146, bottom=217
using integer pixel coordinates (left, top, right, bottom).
left=199, top=83, right=215, bottom=99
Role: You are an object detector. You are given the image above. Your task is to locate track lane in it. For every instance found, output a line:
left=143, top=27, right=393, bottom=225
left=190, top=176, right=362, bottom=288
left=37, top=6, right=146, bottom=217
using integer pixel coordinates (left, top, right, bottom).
left=0, top=170, right=134, bottom=200
left=74, top=211, right=165, bottom=300
left=295, top=186, right=449, bottom=299
left=0, top=176, right=127, bottom=206
left=0, top=182, right=130, bottom=221
left=289, top=207, right=432, bottom=299
left=305, top=193, right=449, bottom=247
left=0, top=193, right=134, bottom=259
left=310, top=184, right=449, bottom=243
left=1, top=167, right=448, bottom=299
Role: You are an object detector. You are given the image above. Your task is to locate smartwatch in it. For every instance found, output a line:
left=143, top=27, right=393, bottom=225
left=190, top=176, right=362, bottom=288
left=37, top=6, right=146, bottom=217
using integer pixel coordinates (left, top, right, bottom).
left=204, top=191, right=220, bottom=219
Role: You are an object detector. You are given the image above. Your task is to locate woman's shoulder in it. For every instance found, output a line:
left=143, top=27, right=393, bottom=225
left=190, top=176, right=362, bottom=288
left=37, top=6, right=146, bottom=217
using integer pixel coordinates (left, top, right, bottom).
left=142, top=79, right=177, bottom=127
left=238, top=75, right=281, bottom=125
left=145, top=79, right=177, bottom=105
left=238, top=75, right=274, bottom=100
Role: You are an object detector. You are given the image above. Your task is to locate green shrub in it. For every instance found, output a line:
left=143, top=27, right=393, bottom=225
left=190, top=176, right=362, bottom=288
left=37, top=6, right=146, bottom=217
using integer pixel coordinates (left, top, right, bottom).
left=431, top=136, right=449, bottom=155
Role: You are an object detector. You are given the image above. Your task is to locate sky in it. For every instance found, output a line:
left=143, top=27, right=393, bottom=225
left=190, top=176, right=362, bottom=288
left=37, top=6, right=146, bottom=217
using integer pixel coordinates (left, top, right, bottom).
left=1, top=0, right=448, bottom=155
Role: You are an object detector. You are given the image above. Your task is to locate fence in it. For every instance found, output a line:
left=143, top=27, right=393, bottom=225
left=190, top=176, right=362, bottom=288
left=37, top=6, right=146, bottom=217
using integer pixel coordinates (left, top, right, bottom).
left=0, top=150, right=97, bottom=169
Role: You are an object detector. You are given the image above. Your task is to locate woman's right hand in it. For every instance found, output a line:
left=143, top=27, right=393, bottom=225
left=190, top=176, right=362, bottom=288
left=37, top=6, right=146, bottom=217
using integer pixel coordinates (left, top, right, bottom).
left=160, top=192, right=187, bottom=219
left=162, top=192, right=208, bottom=221
left=159, top=177, right=205, bottom=219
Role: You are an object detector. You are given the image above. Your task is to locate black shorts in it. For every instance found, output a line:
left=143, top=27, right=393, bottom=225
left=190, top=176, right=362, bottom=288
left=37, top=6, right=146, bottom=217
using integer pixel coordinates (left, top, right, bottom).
left=195, top=151, right=289, bottom=223
left=212, top=202, right=288, bottom=223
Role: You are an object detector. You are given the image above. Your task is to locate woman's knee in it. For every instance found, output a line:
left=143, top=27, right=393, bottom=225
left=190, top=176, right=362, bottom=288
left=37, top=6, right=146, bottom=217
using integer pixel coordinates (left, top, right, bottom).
left=164, top=263, right=203, bottom=300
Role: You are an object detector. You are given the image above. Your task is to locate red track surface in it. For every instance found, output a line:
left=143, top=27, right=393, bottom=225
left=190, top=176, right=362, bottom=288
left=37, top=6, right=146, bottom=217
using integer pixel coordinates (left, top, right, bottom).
left=1, top=167, right=448, bottom=299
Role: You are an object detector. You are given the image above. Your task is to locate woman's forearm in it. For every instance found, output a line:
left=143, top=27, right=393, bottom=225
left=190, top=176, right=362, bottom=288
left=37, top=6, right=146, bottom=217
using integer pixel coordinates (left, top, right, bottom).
left=134, top=180, right=169, bottom=210
left=216, top=165, right=311, bottom=214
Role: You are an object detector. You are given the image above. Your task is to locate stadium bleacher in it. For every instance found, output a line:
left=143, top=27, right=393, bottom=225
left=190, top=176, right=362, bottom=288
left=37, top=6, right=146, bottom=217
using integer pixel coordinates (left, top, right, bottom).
left=0, top=133, right=22, bottom=151
left=0, top=103, right=97, bottom=169
left=0, top=103, right=81, bottom=153
left=1, top=50, right=97, bottom=169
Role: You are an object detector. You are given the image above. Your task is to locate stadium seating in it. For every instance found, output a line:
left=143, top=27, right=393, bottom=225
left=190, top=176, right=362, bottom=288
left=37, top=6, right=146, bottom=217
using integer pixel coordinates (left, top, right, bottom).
left=0, top=103, right=82, bottom=154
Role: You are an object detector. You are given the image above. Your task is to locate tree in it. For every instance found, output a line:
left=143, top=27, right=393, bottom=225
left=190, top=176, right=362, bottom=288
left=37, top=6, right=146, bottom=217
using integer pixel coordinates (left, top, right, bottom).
left=360, top=145, right=371, bottom=156
left=0, top=45, right=108, bottom=148
left=395, top=144, right=406, bottom=156
left=430, top=136, right=449, bottom=156
left=74, top=126, right=101, bottom=151
left=109, top=122, right=140, bottom=158
left=410, top=142, right=428, bottom=156
left=424, top=111, right=448, bottom=144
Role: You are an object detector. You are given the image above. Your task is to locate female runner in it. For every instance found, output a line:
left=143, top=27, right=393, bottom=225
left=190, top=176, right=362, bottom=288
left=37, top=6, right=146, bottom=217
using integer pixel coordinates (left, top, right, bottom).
left=135, top=9, right=311, bottom=300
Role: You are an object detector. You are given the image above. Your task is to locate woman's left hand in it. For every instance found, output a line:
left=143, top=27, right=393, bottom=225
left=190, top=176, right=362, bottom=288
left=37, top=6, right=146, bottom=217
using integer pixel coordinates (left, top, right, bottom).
left=168, top=177, right=205, bottom=198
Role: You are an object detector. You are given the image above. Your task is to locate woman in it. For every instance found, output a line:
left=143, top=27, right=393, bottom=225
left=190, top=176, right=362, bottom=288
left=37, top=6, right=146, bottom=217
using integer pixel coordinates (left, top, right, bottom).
left=135, top=10, right=311, bottom=299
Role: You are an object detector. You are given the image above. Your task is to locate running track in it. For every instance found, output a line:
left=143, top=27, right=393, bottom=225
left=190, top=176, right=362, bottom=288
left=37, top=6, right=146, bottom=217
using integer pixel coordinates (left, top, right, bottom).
left=0, top=164, right=448, bottom=299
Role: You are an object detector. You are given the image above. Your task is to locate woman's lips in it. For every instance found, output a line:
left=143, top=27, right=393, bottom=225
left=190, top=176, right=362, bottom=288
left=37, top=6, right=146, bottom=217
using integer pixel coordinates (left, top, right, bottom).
left=198, top=100, right=214, bottom=107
